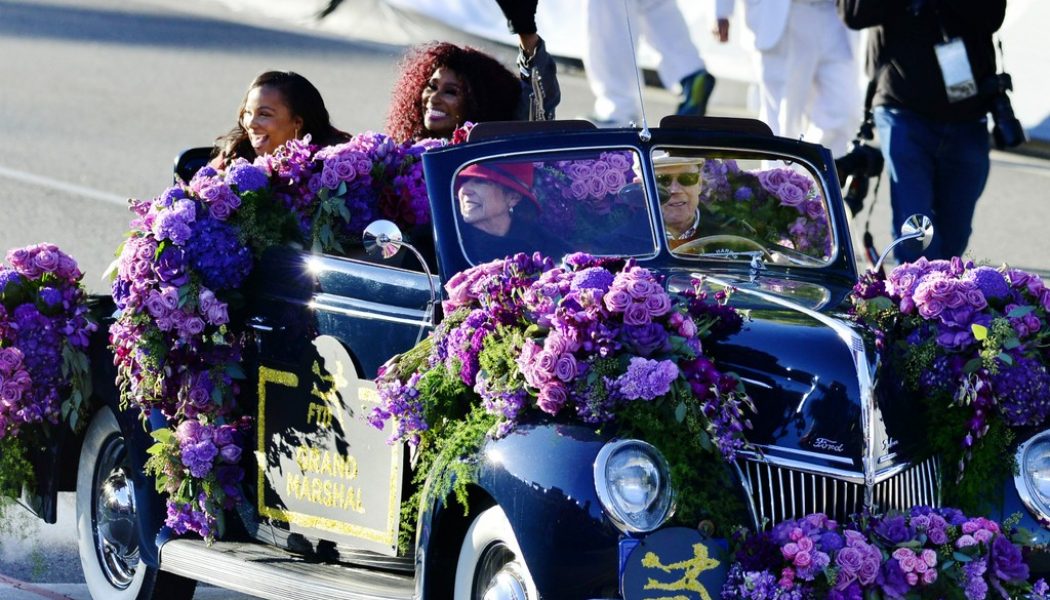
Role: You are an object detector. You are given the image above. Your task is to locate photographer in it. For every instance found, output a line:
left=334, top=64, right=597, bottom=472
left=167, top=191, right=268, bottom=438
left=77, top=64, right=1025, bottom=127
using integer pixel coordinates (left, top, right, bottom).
left=837, top=0, right=1007, bottom=263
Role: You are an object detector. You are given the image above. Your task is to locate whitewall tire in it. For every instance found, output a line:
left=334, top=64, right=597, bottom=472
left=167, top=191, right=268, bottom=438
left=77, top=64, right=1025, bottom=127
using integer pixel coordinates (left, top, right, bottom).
left=454, top=505, right=538, bottom=600
left=76, top=407, right=195, bottom=600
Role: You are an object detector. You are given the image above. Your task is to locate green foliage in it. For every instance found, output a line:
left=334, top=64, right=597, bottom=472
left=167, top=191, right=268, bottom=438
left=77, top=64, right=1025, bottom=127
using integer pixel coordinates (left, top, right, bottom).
left=616, top=401, right=748, bottom=533
left=924, top=399, right=1014, bottom=513
left=232, top=191, right=303, bottom=255
left=0, top=437, right=34, bottom=501
left=397, top=406, right=497, bottom=554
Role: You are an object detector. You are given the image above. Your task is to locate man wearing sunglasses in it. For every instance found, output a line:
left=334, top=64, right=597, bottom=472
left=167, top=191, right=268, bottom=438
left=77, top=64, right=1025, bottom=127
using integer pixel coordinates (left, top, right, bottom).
left=655, top=156, right=705, bottom=250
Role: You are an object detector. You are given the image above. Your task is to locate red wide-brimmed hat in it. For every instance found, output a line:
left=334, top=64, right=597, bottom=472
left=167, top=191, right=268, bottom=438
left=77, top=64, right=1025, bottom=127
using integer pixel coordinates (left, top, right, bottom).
left=457, top=162, right=538, bottom=205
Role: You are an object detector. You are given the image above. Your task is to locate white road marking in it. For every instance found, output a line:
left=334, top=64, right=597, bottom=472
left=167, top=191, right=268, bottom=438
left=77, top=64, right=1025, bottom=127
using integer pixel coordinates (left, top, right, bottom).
left=0, top=165, right=128, bottom=207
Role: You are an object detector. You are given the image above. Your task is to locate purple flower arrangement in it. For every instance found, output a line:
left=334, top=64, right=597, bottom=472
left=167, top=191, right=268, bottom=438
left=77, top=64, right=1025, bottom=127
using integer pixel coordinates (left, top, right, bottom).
left=724, top=507, right=1039, bottom=600
left=371, top=252, right=753, bottom=460
left=852, top=258, right=1050, bottom=501
left=0, top=244, right=94, bottom=439
left=303, top=132, right=440, bottom=251
left=114, top=132, right=443, bottom=540
left=699, top=159, right=831, bottom=259
left=145, top=416, right=251, bottom=540
left=533, top=152, right=640, bottom=248
left=0, top=244, right=95, bottom=499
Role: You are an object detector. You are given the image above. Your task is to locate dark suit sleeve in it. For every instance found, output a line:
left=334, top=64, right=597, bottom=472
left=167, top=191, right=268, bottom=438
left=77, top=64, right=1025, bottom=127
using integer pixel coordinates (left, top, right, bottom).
left=939, top=0, right=1007, bottom=35
left=837, top=0, right=908, bottom=29
left=494, top=0, right=539, bottom=34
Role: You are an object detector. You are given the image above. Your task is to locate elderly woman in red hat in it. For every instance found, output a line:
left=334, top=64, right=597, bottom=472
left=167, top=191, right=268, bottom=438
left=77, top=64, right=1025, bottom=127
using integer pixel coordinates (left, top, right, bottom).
left=456, top=161, right=560, bottom=261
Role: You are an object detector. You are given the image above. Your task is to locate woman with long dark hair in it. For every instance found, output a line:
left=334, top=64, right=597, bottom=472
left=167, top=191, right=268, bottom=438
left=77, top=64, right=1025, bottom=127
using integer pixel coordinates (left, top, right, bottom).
left=385, top=30, right=559, bottom=143
left=211, top=71, right=350, bottom=168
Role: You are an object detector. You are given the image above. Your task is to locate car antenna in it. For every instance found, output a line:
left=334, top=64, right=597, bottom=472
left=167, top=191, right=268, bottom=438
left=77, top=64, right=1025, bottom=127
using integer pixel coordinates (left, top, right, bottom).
left=622, top=0, right=651, bottom=142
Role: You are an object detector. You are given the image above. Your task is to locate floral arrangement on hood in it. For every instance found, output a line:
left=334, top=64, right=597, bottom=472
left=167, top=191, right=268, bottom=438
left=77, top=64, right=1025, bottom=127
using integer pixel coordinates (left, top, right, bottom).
left=723, top=507, right=1041, bottom=600
left=370, top=251, right=752, bottom=550
left=0, top=244, right=94, bottom=499
left=699, top=159, right=831, bottom=259
left=852, top=257, right=1050, bottom=508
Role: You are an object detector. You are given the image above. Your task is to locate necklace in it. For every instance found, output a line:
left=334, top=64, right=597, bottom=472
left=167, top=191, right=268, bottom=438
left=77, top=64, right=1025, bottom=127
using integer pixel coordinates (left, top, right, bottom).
left=666, top=209, right=701, bottom=241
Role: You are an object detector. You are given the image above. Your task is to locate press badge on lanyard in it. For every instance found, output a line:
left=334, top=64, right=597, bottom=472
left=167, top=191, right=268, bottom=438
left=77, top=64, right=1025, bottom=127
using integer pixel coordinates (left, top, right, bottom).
left=934, top=38, right=978, bottom=102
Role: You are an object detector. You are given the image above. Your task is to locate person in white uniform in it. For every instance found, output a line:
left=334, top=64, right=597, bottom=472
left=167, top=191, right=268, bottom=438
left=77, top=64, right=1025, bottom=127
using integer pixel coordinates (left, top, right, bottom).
left=583, top=0, right=715, bottom=126
left=715, top=0, right=861, bottom=157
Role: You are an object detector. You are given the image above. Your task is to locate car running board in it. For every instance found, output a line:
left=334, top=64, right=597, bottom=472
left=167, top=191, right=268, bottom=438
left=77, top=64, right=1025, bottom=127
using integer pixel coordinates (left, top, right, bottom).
left=160, top=539, right=415, bottom=600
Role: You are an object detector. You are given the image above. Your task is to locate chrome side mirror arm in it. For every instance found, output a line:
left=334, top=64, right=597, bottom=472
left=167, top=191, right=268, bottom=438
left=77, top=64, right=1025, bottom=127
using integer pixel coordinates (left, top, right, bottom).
left=872, top=214, right=934, bottom=273
left=363, top=220, right=439, bottom=343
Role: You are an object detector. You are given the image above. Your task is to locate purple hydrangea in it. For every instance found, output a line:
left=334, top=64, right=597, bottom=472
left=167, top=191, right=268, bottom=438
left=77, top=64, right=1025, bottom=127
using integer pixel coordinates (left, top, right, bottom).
left=184, top=217, right=253, bottom=291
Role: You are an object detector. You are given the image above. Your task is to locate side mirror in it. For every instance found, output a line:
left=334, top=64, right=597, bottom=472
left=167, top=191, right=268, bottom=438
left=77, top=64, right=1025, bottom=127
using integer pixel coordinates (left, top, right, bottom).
left=363, top=219, right=405, bottom=260
left=363, top=220, right=440, bottom=342
left=873, top=214, right=934, bottom=273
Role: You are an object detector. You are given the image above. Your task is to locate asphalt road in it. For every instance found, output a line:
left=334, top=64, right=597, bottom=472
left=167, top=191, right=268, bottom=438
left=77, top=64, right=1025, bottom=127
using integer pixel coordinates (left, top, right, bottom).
left=1, top=0, right=1049, bottom=598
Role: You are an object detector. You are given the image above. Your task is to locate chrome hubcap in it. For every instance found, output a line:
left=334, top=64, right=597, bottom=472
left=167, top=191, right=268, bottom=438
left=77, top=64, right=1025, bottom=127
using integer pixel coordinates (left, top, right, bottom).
left=475, top=544, right=529, bottom=600
left=93, top=436, right=140, bottom=588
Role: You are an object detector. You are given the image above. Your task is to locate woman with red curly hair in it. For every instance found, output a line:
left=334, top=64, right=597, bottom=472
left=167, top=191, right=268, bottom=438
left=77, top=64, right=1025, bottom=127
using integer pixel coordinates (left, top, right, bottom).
left=385, top=17, right=560, bottom=143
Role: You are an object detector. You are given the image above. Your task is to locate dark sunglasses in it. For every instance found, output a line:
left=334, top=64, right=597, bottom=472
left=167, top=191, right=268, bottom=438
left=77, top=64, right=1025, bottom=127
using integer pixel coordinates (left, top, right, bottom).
left=656, top=172, right=701, bottom=188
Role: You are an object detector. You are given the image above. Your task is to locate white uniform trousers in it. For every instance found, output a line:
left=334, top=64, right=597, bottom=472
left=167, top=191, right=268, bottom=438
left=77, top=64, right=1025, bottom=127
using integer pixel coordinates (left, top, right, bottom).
left=757, top=0, right=861, bottom=157
left=583, top=0, right=705, bottom=124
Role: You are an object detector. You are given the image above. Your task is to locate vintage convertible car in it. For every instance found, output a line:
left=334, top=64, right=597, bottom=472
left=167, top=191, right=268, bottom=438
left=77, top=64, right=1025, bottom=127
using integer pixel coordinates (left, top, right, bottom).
left=22, top=117, right=1050, bottom=600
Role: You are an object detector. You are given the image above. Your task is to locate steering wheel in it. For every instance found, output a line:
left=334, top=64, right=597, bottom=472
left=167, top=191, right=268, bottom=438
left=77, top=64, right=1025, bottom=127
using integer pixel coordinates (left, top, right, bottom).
left=673, top=235, right=775, bottom=261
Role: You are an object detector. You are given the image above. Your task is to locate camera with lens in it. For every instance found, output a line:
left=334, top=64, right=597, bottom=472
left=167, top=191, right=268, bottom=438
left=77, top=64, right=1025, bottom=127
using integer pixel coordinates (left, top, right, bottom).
left=981, top=72, right=1026, bottom=150
left=835, top=120, right=884, bottom=217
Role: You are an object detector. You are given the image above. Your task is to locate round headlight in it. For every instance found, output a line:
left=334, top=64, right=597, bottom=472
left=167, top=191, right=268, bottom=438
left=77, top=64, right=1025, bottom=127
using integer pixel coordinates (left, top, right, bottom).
left=594, top=439, right=675, bottom=533
left=1015, top=432, right=1050, bottom=526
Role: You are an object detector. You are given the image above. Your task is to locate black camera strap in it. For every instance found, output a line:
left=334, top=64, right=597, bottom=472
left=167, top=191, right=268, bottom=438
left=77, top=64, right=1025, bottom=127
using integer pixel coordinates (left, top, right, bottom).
left=853, top=68, right=886, bottom=274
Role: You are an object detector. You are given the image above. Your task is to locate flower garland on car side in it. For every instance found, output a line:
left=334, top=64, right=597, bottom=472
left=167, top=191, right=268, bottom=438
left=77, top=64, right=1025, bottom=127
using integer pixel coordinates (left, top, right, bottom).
left=112, top=132, right=442, bottom=541
left=370, top=251, right=755, bottom=552
left=0, top=244, right=94, bottom=501
left=852, top=257, right=1050, bottom=510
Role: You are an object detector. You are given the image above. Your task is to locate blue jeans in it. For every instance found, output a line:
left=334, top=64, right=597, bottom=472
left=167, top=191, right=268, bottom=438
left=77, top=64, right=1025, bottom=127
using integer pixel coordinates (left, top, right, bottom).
left=873, top=106, right=991, bottom=263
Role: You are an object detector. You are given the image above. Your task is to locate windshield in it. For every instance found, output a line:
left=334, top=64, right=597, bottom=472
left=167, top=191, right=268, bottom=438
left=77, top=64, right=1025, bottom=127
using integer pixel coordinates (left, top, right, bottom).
left=452, top=148, right=656, bottom=264
left=449, top=146, right=836, bottom=268
left=656, top=148, right=835, bottom=266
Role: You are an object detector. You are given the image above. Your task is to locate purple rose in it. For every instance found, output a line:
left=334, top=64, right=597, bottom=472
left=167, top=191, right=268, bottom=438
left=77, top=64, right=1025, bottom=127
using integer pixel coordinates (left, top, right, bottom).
left=1, top=380, right=24, bottom=404
left=990, top=534, right=1029, bottom=582
left=777, top=182, right=806, bottom=207
left=603, top=289, right=632, bottom=312
left=536, top=383, right=567, bottom=414
left=213, top=424, right=235, bottom=446
left=623, top=302, right=651, bottom=326
left=875, top=516, right=910, bottom=544
left=643, top=292, right=671, bottom=317
left=836, top=547, right=863, bottom=578
left=625, top=278, right=653, bottom=300
left=0, top=348, right=24, bottom=373
left=155, top=246, right=188, bottom=286
left=33, top=248, right=60, bottom=273
left=622, top=323, right=669, bottom=356
left=219, top=443, right=242, bottom=464
left=553, top=354, right=577, bottom=382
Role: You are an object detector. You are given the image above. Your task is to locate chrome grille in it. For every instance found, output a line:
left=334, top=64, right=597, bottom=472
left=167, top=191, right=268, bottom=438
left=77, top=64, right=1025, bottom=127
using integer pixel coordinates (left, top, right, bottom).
left=738, top=457, right=941, bottom=527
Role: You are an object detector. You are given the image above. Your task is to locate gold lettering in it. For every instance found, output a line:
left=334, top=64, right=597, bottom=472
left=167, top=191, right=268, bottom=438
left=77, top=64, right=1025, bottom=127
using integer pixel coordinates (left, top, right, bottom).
left=311, top=477, right=322, bottom=504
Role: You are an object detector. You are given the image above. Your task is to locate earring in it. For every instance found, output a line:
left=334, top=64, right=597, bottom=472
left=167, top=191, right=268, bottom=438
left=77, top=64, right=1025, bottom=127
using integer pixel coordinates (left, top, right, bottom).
left=509, top=205, right=515, bottom=214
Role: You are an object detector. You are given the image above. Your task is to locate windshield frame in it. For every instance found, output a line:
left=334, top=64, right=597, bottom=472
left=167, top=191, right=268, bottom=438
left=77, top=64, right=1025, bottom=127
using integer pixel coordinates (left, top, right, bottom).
left=649, top=144, right=842, bottom=267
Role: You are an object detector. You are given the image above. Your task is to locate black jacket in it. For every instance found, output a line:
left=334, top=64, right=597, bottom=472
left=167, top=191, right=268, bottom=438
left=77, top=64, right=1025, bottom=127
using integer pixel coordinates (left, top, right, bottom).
left=838, top=0, right=1006, bottom=122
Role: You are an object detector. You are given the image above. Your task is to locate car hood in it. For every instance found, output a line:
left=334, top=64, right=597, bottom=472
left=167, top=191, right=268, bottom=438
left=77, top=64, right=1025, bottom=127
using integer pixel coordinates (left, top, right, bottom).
left=672, top=270, right=924, bottom=482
